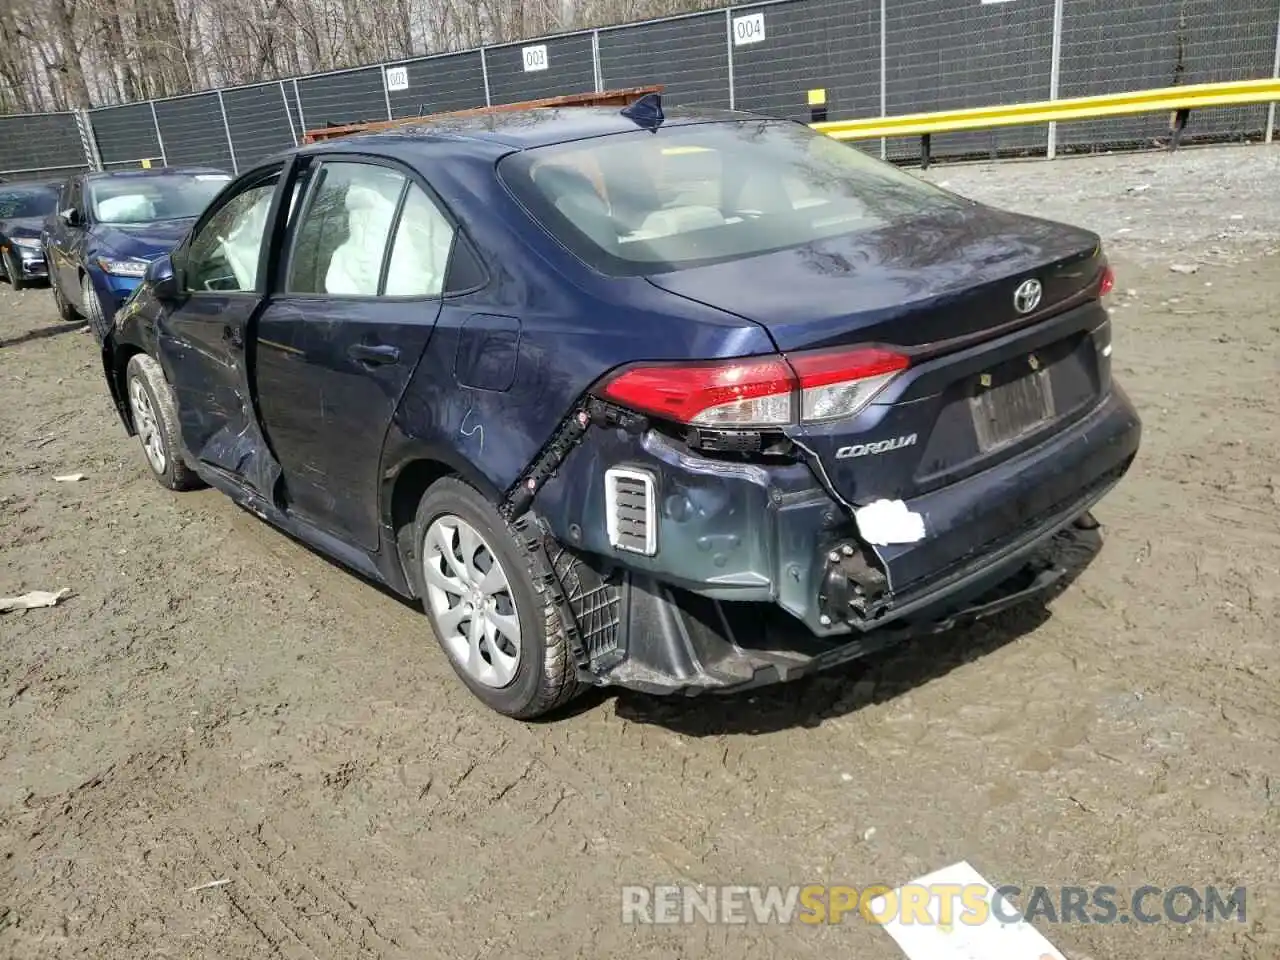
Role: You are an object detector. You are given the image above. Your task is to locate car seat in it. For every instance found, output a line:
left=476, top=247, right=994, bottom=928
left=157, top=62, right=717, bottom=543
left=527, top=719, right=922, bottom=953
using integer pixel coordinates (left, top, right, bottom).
left=533, top=165, right=618, bottom=252
left=325, top=184, right=399, bottom=295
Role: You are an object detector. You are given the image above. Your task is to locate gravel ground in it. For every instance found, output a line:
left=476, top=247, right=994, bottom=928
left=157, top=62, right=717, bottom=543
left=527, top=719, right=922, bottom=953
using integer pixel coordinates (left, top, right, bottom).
left=2, top=143, right=1278, bottom=960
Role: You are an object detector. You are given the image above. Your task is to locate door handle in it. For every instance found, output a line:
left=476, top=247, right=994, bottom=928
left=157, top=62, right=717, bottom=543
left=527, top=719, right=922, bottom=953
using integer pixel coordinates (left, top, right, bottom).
left=222, top=325, right=244, bottom=349
left=349, top=343, right=400, bottom=367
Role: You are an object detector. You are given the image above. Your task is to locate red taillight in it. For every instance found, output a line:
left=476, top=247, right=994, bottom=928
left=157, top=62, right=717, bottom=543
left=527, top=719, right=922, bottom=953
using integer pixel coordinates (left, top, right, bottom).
left=789, top=346, right=910, bottom=423
left=1099, top=264, right=1115, bottom=297
left=597, top=346, right=910, bottom=428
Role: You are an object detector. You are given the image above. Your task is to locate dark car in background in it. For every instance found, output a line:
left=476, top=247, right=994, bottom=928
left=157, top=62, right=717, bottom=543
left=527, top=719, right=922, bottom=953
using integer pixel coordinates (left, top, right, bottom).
left=0, top=180, right=62, bottom=291
left=44, top=167, right=231, bottom=337
left=97, top=101, right=1140, bottom=719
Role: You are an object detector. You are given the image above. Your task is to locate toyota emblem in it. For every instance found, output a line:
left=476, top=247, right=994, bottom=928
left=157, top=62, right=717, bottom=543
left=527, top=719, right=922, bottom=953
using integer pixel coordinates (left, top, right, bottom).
left=1014, top=278, right=1043, bottom=314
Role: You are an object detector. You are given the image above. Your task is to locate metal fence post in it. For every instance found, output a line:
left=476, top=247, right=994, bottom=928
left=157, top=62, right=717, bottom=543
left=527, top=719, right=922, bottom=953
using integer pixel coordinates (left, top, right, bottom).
left=380, top=64, right=394, bottom=120
left=293, top=78, right=307, bottom=135
left=280, top=81, right=298, bottom=145
left=148, top=100, right=168, bottom=166
left=74, top=108, right=103, bottom=171
left=1267, top=4, right=1280, bottom=143
left=216, top=90, right=238, bottom=174
left=725, top=8, right=736, bottom=111
left=480, top=47, right=492, bottom=107
left=592, top=30, right=603, bottom=93
left=880, top=0, right=887, bottom=159
left=1047, top=0, right=1066, bottom=158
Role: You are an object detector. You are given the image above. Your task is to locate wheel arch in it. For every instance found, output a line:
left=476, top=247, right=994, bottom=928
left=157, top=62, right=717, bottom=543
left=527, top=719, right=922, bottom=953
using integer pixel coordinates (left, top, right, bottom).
left=382, top=447, right=504, bottom=598
left=104, top=341, right=146, bottom=435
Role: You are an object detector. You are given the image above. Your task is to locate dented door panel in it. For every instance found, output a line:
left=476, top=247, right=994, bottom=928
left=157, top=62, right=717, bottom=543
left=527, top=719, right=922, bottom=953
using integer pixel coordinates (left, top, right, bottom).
left=256, top=297, right=441, bottom=550
left=156, top=293, right=281, bottom=499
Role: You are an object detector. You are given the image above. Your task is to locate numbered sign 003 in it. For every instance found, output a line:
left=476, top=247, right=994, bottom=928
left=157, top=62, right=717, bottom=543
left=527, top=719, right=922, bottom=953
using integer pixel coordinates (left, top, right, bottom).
left=522, top=44, right=549, bottom=72
left=733, top=12, right=766, bottom=46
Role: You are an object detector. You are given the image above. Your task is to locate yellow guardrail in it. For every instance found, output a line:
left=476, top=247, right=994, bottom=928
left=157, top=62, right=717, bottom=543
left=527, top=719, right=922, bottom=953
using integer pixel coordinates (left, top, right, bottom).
left=811, top=78, right=1280, bottom=165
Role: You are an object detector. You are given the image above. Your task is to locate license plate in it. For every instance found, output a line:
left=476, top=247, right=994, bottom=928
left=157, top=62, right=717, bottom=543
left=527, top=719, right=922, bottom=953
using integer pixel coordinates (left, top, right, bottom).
left=970, top=367, right=1055, bottom=451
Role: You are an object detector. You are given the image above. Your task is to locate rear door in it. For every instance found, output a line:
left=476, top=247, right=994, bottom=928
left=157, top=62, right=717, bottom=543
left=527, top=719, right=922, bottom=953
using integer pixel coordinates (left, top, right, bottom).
left=154, top=164, right=290, bottom=498
left=254, top=156, right=454, bottom=549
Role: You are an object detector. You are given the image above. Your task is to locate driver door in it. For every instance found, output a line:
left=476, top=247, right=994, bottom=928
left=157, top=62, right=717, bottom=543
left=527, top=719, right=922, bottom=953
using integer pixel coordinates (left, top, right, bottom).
left=154, top=163, right=289, bottom=499
left=46, top=177, right=85, bottom=296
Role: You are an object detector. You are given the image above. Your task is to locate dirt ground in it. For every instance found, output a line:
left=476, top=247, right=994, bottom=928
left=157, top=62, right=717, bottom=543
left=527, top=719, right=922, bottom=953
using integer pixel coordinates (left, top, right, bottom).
left=2, top=144, right=1278, bottom=960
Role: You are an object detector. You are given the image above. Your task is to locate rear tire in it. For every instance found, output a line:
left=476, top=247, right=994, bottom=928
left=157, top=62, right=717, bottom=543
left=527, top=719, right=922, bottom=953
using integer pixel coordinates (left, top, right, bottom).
left=3, top=249, right=25, bottom=292
left=82, top=273, right=109, bottom=342
left=413, top=478, right=579, bottom=720
left=125, top=353, right=202, bottom=491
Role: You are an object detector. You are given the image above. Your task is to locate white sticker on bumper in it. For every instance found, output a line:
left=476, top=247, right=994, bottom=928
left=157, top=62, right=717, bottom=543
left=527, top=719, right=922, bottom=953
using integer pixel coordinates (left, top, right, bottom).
left=854, top=498, right=926, bottom=546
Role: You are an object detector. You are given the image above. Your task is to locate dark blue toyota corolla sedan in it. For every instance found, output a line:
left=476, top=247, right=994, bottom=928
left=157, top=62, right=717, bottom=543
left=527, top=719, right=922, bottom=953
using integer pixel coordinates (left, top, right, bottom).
left=43, top=166, right=231, bottom=338
left=98, top=98, right=1140, bottom=718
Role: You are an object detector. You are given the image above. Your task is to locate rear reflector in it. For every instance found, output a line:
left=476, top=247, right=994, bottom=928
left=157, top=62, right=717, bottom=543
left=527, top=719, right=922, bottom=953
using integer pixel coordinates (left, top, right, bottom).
left=597, top=346, right=910, bottom=428
left=1100, top=264, right=1115, bottom=297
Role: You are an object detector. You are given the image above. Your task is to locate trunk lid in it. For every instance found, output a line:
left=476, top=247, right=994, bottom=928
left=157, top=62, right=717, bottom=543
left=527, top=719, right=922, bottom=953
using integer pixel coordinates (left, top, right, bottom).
left=648, top=204, right=1112, bottom=511
left=646, top=204, right=1103, bottom=353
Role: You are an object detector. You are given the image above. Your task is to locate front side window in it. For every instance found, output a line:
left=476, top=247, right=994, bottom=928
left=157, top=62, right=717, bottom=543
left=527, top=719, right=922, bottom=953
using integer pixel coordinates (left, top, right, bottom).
left=184, top=176, right=278, bottom=292
left=89, top=172, right=232, bottom=225
left=0, top=184, right=60, bottom=220
left=499, top=120, right=966, bottom=276
left=287, top=162, right=408, bottom=296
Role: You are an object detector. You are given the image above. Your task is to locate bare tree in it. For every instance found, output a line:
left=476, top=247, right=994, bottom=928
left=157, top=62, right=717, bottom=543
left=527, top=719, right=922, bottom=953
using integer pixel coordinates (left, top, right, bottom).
left=0, top=0, right=721, bottom=114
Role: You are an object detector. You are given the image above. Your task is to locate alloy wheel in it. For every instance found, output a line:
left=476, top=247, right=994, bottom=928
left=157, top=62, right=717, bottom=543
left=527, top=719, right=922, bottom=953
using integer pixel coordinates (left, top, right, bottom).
left=128, top=376, right=167, bottom=474
left=422, top=514, right=522, bottom=688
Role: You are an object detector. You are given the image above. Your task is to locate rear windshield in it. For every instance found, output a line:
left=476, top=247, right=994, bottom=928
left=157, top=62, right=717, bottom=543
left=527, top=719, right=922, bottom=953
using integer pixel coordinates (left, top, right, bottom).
left=498, top=120, right=967, bottom=276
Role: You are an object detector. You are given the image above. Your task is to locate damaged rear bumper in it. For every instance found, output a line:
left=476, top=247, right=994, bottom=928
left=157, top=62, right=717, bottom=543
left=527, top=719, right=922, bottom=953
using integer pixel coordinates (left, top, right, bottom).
left=600, top=521, right=1100, bottom=696
left=531, top=384, right=1139, bottom=697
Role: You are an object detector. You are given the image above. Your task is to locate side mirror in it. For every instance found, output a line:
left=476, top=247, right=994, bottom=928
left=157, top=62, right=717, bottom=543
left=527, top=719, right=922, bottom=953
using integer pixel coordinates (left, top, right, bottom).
left=145, top=253, right=179, bottom=301
left=59, top=207, right=82, bottom=227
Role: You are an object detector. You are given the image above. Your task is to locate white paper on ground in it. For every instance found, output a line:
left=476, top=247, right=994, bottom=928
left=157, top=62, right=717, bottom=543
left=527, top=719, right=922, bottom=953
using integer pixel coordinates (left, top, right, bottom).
left=53, top=473, right=86, bottom=482
left=871, top=861, right=1067, bottom=960
left=854, top=499, right=926, bottom=546
left=0, top=588, right=72, bottom=612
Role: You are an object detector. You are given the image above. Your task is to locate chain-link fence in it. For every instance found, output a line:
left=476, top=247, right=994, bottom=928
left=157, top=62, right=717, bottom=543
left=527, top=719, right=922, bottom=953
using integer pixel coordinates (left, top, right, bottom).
left=2, top=0, right=1278, bottom=182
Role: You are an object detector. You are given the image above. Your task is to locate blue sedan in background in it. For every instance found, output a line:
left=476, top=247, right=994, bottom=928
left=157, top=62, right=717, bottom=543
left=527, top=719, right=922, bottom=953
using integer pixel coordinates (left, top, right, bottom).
left=44, top=167, right=231, bottom=338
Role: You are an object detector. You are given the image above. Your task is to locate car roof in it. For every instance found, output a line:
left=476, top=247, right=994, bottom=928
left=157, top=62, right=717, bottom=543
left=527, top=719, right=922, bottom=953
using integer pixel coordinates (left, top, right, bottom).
left=84, top=166, right=230, bottom=181
left=302, top=105, right=758, bottom=154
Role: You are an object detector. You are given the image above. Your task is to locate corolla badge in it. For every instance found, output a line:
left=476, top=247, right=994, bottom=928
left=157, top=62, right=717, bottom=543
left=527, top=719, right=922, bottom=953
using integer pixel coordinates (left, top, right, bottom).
left=835, top=434, right=918, bottom=459
left=1013, top=278, right=1043, bottom=314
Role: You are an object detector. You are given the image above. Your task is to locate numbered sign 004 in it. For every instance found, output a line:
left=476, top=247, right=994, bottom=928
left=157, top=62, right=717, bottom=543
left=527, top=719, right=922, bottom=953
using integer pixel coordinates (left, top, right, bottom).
left=732, top=12, right=766, bottom=46
left=522, top=44, right=549, bottom=72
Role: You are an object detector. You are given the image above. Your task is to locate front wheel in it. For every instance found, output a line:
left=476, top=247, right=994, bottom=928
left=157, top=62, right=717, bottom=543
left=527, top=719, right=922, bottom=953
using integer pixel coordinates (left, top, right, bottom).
left=413, top=478, right=580, bottom=719
left=3, top=249, right=25, bottom=292
left=125, top=353, right=202, bottom=491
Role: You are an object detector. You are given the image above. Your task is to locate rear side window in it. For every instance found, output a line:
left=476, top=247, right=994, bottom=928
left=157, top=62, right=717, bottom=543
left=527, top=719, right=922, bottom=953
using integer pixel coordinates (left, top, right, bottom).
left=287, top=162, right=407, bottom=296
left=385, top=185, right=455, bottom=297
left=499, top=120, right=966, bottom=276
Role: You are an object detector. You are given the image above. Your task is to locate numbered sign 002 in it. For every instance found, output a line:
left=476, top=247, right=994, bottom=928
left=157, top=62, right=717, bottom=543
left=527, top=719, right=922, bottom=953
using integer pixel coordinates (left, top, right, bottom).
left=385, top=66, right=409, bottom=92
left=733, top=12, right=766, bottom=46
left=522, top=44, right=549, bottom=72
